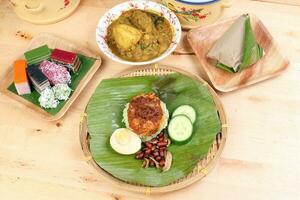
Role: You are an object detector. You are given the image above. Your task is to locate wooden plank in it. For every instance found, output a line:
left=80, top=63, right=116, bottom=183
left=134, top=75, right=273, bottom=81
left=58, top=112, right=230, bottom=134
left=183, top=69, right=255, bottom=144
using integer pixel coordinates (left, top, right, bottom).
left=0, top=0, right=300, bottom=200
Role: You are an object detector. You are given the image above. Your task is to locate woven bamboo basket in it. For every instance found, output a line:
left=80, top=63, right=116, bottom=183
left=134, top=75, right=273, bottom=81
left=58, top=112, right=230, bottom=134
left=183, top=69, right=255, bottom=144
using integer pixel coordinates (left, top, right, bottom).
left=79, top=65, right=227, bottom=194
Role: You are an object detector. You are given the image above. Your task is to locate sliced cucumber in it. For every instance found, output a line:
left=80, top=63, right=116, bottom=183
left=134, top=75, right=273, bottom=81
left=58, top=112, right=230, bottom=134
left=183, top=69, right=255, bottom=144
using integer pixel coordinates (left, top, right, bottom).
left=168, top=115, right=193, bottom=143
left=172, top=105, right=196, bottom=124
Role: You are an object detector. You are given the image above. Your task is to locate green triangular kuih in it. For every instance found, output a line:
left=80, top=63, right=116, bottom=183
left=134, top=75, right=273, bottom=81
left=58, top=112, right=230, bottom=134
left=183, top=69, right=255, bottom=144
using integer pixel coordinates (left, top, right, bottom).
left=207, top=14, right=263, bottom=73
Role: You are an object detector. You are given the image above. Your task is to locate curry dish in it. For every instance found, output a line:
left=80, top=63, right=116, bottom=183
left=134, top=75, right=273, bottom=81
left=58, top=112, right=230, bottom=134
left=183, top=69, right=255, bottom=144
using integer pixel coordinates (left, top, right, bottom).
left=107, top=9, right=173, bottom=62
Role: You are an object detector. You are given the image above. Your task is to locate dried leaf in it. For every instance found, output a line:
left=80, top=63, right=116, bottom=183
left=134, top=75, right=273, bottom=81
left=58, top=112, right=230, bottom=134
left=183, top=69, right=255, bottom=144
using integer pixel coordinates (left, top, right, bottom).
left=162, top=151, right=172, bottom=172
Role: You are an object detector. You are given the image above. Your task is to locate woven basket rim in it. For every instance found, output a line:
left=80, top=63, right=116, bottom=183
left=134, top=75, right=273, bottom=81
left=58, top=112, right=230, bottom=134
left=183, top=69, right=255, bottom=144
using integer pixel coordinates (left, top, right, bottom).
left=79, top=65, right=227, bottom=194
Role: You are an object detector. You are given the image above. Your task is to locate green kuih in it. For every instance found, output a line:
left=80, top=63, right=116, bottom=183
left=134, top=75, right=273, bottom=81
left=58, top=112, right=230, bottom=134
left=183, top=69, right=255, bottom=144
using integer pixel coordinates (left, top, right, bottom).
left=24, top=45, right=51, bottom=65
left=207, top=14, right=263, bottom=73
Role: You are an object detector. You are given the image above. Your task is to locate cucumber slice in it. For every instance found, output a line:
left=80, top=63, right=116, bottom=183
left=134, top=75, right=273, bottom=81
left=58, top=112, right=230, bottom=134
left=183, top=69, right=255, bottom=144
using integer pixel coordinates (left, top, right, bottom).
left=172, top=105, right=196, bottom=124
left=168, top=115, right=193, bottom=143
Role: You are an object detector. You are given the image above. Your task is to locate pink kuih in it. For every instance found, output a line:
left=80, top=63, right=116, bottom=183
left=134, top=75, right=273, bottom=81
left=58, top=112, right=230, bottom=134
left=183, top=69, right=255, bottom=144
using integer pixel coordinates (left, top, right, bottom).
left=39, top=60, right=71, bottom=85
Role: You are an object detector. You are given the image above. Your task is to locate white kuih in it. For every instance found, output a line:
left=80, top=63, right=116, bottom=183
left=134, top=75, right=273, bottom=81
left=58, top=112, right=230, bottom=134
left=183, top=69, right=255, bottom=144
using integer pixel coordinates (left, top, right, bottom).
left=52, top=84, right=72, bottom=101
left=38, top=87, right=59, bottom=109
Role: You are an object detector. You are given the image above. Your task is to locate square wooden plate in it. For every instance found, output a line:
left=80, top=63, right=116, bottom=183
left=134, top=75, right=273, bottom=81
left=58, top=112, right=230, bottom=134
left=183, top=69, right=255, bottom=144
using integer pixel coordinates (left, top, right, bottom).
left=187, top=14, right=289, bottom=92
left=0, top=33, right=102, bottom=121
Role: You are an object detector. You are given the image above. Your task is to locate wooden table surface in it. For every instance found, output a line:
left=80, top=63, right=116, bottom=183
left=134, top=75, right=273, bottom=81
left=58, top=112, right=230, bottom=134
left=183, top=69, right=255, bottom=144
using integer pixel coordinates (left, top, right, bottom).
left=0, top=0, right=299, bottom=199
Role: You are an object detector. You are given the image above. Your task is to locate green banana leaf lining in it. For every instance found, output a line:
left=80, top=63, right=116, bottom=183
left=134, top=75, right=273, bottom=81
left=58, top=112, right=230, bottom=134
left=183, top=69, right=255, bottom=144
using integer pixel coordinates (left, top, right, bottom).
left=87, top=73, right=221, bottom=187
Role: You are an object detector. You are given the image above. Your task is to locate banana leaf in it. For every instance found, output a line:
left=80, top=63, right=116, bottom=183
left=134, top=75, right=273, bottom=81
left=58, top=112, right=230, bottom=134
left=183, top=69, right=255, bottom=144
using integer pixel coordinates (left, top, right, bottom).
left=239, top=15, right=264, bottom=71
left=87, top=73, right=221, bottom=187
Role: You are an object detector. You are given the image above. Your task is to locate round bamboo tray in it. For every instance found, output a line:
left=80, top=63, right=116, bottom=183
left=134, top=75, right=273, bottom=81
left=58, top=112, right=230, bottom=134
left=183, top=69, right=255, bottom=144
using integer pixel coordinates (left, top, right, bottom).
left=79, top=65, right=227, bottom=194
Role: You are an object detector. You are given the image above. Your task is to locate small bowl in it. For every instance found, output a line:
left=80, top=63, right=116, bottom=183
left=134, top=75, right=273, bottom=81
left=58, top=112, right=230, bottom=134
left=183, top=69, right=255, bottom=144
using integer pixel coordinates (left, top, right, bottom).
left=96, top=0, right=181, bottom=66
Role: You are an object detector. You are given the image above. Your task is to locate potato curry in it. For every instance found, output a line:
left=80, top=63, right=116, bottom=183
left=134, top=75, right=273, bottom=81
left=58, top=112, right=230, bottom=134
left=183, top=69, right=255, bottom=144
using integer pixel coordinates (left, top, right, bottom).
left=107, top=9, right=173, bottom=62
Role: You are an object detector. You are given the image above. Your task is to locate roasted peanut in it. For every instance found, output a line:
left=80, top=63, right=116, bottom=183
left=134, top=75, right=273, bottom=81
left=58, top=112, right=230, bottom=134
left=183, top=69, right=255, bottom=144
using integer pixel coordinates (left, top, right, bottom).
left=155, top=156, right=162, bottom=161
left=159, top=150, right=165, bottom=157
left=136, top=131, right=171, bottom=169
left=153, top=150, right=159, bottom=157
left=145, top=142, right=152, bottom=148
left=159, top=160, right=165, bottom=167
left=160, top=146, right=166, bottom=150
left=157, top=142, right=167, bottom=147
left=135, top=152, right=144, bottom=160
left=145, top=148, right=151, bottom=154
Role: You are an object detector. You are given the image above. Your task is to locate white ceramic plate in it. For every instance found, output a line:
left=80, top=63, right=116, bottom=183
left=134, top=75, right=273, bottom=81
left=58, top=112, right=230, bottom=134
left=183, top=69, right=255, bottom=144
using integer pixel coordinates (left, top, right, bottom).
left=96, top=0, right=181, bottom=65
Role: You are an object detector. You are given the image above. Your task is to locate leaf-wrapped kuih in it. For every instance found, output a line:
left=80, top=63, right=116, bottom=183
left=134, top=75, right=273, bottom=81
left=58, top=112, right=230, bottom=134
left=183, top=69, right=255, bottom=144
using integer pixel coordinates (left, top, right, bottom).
left=207, top=14, right=263, bottom=73
left=86, top=73, right=221, bottom=187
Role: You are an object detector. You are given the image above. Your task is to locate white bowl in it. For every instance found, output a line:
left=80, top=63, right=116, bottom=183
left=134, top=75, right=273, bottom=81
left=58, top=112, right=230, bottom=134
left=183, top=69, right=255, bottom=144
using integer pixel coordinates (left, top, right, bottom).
left=96, top=0, right=181, bottom=66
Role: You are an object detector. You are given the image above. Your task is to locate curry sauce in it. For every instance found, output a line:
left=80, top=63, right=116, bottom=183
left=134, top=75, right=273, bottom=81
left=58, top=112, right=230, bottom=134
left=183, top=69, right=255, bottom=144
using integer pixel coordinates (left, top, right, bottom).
left=107, top=9, right=173, bottom=62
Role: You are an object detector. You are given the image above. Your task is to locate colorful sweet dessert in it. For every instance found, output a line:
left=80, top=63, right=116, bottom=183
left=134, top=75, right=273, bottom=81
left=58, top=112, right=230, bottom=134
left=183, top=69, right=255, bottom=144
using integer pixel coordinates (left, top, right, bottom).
left=24, top=45, right=51, bottom=66
left=13, top=59, right=31, bottom=95
left=51, top=48, right=81, bottom=72
left=38, top=84, right=72, bottom=109
left=52, top=84, right=72, bottom=101
left=38, top=87, right=59, bottom=109
left=39, top=60, right=71, bottom=85
left=26, top=65, right=50, bottom=94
